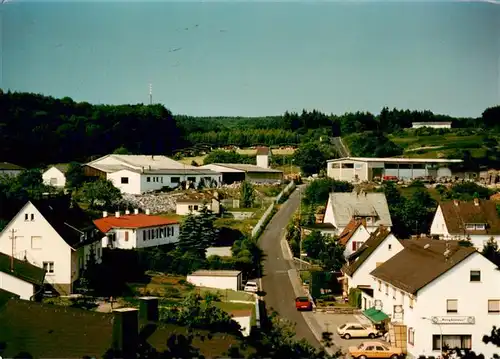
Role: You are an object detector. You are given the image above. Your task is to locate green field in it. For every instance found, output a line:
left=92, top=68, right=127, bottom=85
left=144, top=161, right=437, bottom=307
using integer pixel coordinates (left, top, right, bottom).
left=388, top=132, right=485, bottom=159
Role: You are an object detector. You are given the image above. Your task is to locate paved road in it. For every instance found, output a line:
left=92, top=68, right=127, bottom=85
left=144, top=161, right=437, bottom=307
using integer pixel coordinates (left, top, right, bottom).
left=259, top=186, right=322, bottom=348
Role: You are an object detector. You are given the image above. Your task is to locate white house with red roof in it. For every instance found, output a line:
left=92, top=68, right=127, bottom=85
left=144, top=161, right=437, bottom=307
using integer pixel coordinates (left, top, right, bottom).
left=93, top=210, right=180, bottom=249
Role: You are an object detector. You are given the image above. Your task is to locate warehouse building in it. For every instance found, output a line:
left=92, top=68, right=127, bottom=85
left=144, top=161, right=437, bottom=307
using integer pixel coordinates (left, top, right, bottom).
left=326, top=157, right=463, bottom=182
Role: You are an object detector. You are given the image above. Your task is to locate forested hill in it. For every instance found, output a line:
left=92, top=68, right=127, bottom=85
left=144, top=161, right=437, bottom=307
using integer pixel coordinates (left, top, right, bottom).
left=1, top=90, right=499, bottom=167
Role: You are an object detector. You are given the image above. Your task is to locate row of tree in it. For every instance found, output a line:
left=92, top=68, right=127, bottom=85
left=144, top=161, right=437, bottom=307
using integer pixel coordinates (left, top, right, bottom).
left=2, top=90, right=499, bottom=168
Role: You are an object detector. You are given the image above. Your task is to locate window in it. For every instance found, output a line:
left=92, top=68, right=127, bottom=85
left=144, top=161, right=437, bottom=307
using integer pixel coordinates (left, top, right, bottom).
left=341, top=163, right=354, bottom=169
left=147, top=177, right=151, bottom=182
left=31, top=236, right=42, bottom=249
left=30, top=213, right=34, bottom=221
left=432, top=335, right=471, bottom=351
left=143, top=231, right=147, bottom=241
left=121, top=177, right=129, bottom=184
left=161, top=177, right=163, bottom=183
left=352, top=241, right=357, bottom=251
left=393, top=287, right=396, bottom=299
left=167, top=227, right=171, bottom=236
left=25, top=213, right=29, bottom=221
left=401, top=291, right=405, bottom=306
left=408, top=328, right=415, bottom=345
left=488, top=300, right=500, bottom=313
left=187, top=176, right=196, bottom=182
left=385, top=283, right=389, bottom=295
left=193, top=205, right=199, bottom=211
left=171, top=177, right=180, bottom=183
left=125, top=231, right=129, bottom=242
left=465, top=224, right=475, bottom=230
left=50, top=177, right=58, bottom=185
left=470, top=270, right=481, bottom=282
left=43, top=261, right=54, bottom=274
left=446, top=299, right=458, bottom=313
left=331, top=163, right=340, bottom=169
left=156, top=228, right=159, bottom=238
left=378, top=281, right=382, bottom=291
left=409, top=296, right=414, bottom=308
left=171, top=227, right=175, bottom=236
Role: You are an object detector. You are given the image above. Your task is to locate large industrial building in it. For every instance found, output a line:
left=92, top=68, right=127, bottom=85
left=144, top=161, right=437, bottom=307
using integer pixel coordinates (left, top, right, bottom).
left=326, top=157, right=463, bottom=182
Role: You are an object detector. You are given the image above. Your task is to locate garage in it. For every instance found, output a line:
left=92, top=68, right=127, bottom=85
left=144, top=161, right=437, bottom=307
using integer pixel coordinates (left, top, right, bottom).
left=186, top=270, right=243, bottom=291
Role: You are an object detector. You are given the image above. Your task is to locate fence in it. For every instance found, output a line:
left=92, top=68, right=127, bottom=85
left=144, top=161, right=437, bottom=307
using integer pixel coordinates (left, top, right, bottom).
left=251, top=203, right=275, bottom=238
left=275, top=181, right=296, bottom=204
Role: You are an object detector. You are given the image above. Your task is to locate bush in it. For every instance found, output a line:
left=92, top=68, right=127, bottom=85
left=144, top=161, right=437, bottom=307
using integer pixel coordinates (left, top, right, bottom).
left=203, top=291, right=222, bottom=302
left=348, top=288, right=362, bottom=308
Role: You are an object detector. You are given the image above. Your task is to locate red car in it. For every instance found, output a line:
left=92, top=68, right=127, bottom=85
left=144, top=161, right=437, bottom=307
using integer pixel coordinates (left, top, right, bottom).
left=295, top=296, right=313, bottom=311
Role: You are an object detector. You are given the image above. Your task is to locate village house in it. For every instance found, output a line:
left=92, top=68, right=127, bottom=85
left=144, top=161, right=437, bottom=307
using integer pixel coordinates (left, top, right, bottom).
left=368, top=239, right=500, bottom=359
left=341, top=226, right=404, bottom=296
left=176, top=191, right=221, bottom=216
left=0, top=196, right=104, bottom=295
left=94, top=210, right=180, bottom=249
left=84, top=154, right=222, bottom=194
left=0, top=296, right=243, bottom=358
left=0, top=162, right=25, bottom=177
left=430, top=198, right=500, bottom=250
left=338, top=218, right=371, bottom=258
left=42, top=164, right=69, bottom=188
left=323, top=190, right=392, bottom=235
left=0, top=252, right=45, bottom=300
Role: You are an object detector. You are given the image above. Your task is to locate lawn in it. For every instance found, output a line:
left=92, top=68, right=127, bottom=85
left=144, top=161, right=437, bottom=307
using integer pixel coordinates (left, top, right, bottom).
left=176, top=147, right=295, bottom=166
left=215, top=202, right=273, bottom=234
left=399, top=185, right=441, bottom=201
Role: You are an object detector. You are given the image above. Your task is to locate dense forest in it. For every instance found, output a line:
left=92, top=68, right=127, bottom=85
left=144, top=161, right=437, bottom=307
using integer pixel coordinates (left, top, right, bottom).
left=1, top=89, right=499, bottom=167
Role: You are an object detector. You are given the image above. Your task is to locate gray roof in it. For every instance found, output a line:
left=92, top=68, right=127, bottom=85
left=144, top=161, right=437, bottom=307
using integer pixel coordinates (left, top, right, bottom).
left=328, top=192, right=392, bottom=229
left=189, top=270, right=242, bottom=277
left=213, top=163, right=283, bottom=173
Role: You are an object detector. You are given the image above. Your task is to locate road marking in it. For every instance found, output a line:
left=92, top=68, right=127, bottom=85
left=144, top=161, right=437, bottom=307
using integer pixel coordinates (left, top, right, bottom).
left=274, top=270, right=289, bottom=274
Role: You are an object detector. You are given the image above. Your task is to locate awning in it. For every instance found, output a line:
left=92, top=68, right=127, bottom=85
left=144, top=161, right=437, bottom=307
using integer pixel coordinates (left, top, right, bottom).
left=363, top=307, right=389, bottom=323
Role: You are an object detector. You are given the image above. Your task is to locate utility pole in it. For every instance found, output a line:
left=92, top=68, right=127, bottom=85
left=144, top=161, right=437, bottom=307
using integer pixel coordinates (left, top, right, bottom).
left=298, top=187, right=303, bottom=270
left=10, top=228, right=17, bottom=272
left=149, top=83, right=153, bottom=105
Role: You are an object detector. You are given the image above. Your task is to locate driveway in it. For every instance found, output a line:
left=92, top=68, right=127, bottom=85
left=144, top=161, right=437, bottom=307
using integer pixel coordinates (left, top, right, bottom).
left=259, top=185, right=323, bottom=349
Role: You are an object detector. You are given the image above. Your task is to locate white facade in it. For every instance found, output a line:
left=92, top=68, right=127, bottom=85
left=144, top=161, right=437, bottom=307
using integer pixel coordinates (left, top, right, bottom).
left=186, top=271, right=242, bottom=291
left=430, top=205, right=500, bottom=251
left=412, top=122, right=452, bottom=129
left=176, top=199, right=220, bottom=216
left=0, top=202, right=102, bottom=294
left=42, top=166, right=67, bottom=188
left=256, top=154, right=269, bottom=169
left=102, top=225, right=180, bottom=249
left=206, top=247, right=232, bottom=258
left=0, top=271, right=36, bottom=300
left=326, top=157, right=462, bottom=183
left=87, top=154, right=222, bottom=195
left=343, top=225, right=371, bottom=258
left=345, top=234, right=404, bottom=291
left=371, top=252, right=500, bottom=359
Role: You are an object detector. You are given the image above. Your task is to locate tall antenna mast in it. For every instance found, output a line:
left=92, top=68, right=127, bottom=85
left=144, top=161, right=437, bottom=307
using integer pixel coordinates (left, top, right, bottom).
left=149, top=83, right=153, bottom=105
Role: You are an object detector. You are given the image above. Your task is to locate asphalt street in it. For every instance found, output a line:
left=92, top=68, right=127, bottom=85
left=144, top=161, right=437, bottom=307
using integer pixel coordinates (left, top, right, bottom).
left=259, top=185, right=323, bottom=348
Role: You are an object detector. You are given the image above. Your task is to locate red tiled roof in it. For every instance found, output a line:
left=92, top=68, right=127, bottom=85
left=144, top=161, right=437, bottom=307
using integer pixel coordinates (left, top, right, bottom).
left=339, top=218, right=366, bottom=246
left=93, top=214, right=178, bottom=233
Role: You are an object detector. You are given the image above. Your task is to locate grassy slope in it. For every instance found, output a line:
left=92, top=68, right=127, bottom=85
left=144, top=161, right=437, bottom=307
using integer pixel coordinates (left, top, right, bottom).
left=388, top=132, right=485, bottom=159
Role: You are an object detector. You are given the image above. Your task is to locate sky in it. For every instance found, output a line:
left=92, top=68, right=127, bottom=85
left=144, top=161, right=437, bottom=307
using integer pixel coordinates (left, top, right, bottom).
left=2, top=1, right=500, bottom=117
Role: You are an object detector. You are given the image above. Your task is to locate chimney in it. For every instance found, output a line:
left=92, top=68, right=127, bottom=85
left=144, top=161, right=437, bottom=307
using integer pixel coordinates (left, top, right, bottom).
left=453, top=199, right=459, bottom=206
left=134, top=208, right=139, bottom=215
left=145, top=209, right=150, bottom=215
left=125, top=209, right=130, bottom=215
left=112, top=308, right=138, bottom=358
left=103, top=211, right=108, bottom=218
left=115, top=211, right=120, bottom=218
left=139, top=296, right=159, bottom=322
left=473, top=198, right=479, bottom=206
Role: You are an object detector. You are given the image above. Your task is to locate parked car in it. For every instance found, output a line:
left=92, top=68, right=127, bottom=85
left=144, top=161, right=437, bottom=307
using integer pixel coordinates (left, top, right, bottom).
left=348, top=341, right=404, bottom=359
left=243, top=280, right=259, bottom=293
left=295, top=296, right=313, bottom=311
left=337, top=322, right=380, bottom=339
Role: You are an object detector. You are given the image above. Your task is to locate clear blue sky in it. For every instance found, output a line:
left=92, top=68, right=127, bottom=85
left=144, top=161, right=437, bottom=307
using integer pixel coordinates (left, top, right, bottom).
left=2, top=1, right=500, bottom=117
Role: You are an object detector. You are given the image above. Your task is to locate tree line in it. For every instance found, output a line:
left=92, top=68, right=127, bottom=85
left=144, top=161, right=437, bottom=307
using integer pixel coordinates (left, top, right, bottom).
left=2, top=90, right=499, bottom=167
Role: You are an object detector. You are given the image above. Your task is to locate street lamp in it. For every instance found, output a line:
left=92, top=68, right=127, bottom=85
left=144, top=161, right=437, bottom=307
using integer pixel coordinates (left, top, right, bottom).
left=422, top=316, right=443, bottom=358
